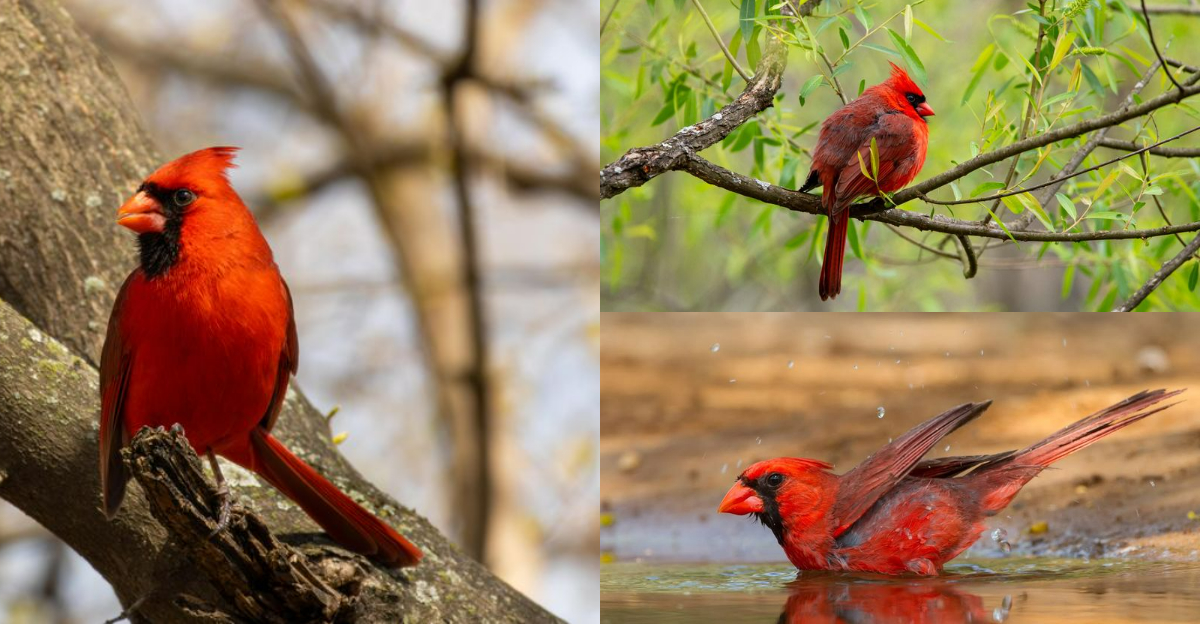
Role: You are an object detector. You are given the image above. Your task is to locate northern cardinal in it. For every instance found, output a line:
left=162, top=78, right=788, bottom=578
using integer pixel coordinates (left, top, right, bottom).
left=800, top=62, right=934, bottom=300
left=719, top=389, right=1182, bottom=575
left=100, top=147, right=422, bottom=567
left=780, top=578, right=996, bottom=624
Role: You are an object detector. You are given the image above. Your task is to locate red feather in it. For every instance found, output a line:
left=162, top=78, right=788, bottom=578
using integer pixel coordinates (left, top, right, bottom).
left=805, top=63, right=933, bottom=300
left=719, top=390, right=1181, bottom=575
left=99, top=147, right=421, bottom=567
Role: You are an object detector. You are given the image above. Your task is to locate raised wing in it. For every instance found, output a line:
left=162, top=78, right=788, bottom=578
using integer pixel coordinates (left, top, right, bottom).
left=258, top=278, right=299, bottom=433
left=909, top=451, right=1016, bottom=479
left=99, top=273, right=137, bottom=518
left=830, top=401, right=993, bottom=537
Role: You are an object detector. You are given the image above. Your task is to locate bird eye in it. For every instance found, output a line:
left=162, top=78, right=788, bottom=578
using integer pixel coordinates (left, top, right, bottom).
left=905, top=93, right=918, bottom=104
left=766, top=473, right=784, bottom=487
left=173, top=189, right=196, bottom=207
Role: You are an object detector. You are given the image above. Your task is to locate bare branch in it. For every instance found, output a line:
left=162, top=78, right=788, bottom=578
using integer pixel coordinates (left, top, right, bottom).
left=916, top=124, right=1200, bottom=206
left=1097, top=137, right=1200, bottom=157
left=1114, top=232, right=1200, bottom=311
left=1142, top=5, right=1200, bottom=15
left=600, top=1, right=821, bottom=199
left=1141, top=0, right=1185, bottom=91
left=679, top=152, right=1200, bottom=242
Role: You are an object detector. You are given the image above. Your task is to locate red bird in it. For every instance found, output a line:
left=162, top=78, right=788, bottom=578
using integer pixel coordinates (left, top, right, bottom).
left=100, top=147, right=422, bottom=567
left=801, top=62, right=934, bottom=300
left=719, top=389, right=1181, bottom=575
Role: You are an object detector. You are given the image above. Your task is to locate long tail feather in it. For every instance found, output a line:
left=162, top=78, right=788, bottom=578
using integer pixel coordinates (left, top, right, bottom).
left=248, top=429, right=422, bottom=567
left=972, top=389, right=1184, bottom=513
left=820, top=211, right=848, bottom=300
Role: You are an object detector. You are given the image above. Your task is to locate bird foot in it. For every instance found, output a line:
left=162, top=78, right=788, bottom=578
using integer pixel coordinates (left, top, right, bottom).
left=207, top=481, right=232, bottom=539
left=204, top=449, right=232, bottom=539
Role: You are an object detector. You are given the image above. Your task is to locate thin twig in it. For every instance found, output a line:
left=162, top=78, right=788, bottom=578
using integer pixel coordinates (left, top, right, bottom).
left=678, top=151, right=1200, bottom=242
left=1114, top=231, right=1200, bottom=311
left=1142, top=4, right=1200, bottom=15
left=1097, top=137, right=1200, bottom=157
left=691, top=0, right=751, bottom=81
left=1141, top=0, right=1185, bottom=91
left=954, top=234, right=978, bottom=279
left=918, top=124, right=1200, bottom=206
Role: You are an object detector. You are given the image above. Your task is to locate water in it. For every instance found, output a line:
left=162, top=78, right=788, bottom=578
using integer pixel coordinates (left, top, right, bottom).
left=601, top=558, right=1200, bottom=623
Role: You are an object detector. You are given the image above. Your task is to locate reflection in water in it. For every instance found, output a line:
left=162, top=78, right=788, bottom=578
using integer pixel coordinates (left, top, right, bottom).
left=779, top=577, right=1009, bottom=624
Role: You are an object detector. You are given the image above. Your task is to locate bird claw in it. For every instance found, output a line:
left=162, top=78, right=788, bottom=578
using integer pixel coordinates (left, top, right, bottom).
left=207, top=481, right=232, bottom=539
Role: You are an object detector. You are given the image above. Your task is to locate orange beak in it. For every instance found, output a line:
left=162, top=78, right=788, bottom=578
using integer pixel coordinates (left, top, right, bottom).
left=117, top=191, right=165, bottom=234
left=718, top=482, right=763, bottom=515
left=915, top=102, right=935, bottom=117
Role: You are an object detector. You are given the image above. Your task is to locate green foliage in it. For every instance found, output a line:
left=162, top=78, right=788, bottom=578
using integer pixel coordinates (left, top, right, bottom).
left=602, top=0, right=1200, bottom=311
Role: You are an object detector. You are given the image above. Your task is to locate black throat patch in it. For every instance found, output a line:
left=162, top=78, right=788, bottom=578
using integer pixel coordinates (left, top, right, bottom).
left=744, top=475, right=787, bottom=547
left=135, top=182, right=185, bottom=278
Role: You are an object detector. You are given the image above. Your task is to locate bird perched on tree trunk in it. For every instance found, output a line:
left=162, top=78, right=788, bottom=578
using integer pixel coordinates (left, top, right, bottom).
left=801, top=62, right=934, bottom=300
left=99, top=147, right=422, bottom=567
left=719, top=389, right=1181, bottom=575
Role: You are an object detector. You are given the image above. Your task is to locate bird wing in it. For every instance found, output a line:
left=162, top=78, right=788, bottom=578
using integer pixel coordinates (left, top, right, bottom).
left=99, top=272, right=137, bottom=518
left=829, top=112, right=920, bottom=215
left=908, top=451, right=1017, bottom=478
left=259, top=278, right=299, bottom=434
left=830, top=401, right=993, bottom=537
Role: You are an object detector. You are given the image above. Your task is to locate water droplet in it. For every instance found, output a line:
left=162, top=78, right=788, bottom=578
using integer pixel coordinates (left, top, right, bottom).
left=876, top=407, right=886, bottom=419
left=1062, top=338, right=1067, bottom=347
left=1001, top=541, right=1012, bottom=554
left=895, top=359, right=901, bottom=364
left=736, top=459, right=742, bottom=469
left=991, top=528, right=1008, bottom=543
left=729, top=379, right=736, bottom=383
left=721, top=463, right=728, bottom=474
left=852, top=364, right=858, bottom=370
left=756, top=437, right=762, bottom=445
left=1150, top=480, right=1156, bottom=487
left=944, top=445, right=951, bottom=452
left=980, top=349, right=985, bottom=356
left=787, top=360, right=795, bottom=369
left=711, top=343, right=720, bottom=353
left=945, top=351, right=951, bottom=357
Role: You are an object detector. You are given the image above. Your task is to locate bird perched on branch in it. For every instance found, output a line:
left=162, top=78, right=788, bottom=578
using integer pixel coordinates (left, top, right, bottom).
left=801, top=62, right=934, bottom=300
left=99, top=147, right=422, bottom=567
left=719, top=389, right=1182, bottom=575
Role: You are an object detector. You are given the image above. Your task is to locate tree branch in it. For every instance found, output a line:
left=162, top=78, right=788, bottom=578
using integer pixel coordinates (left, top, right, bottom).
left=1142, top=5, right=1200, bottom=16
left=600, top=1, right=819, bottom=199
left=678, top=152, right=1200, bottom=241
left=1114, top=231, right=1200, bottom=311
left=1097, top=137, right=1200, bottom=157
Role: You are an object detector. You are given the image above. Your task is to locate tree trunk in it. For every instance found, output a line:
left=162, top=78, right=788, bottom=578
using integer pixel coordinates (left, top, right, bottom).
left=0, top=0, right=559, bottom=620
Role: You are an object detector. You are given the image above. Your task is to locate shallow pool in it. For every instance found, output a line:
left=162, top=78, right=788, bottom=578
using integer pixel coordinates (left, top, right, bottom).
left=600, top=558, right=1200, bottom=623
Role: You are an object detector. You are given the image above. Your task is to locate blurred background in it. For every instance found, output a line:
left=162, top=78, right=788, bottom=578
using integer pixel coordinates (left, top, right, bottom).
left=601, top=0, right=1200, bottom=311
left=0, top=1, right=599, bottom=622
left=601, top=313, right=1200, bottom=564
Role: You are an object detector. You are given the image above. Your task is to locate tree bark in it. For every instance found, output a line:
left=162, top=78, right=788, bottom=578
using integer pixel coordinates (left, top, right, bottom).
left=0, top=0, right=559, bottom=621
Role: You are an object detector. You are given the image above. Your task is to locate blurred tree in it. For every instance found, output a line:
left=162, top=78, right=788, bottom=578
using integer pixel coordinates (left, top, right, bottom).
left=0, top=0, right=590, bottom=620
left=602, top=0, right=1200, bottom=311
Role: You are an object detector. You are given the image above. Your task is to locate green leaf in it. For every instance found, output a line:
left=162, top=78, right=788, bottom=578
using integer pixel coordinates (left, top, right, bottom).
left=739, top=0, right=756, bottom=44
left=854, top=3, right=872, bottom=31
left=869, top=137, right=880, bottom=180
left=904, top=4, right=913, bottom=41
left=885, top=28, right=926, bottom=85
left=839, top=27, right=850, bottom=50
left=1189, top=262, right=1199, bottom=292
left=798, top=74, right=824, bottom=105
left=1062, top=263, right=1075, bottom=299
left=970, top=181, right=1006, bottom=197
left=1048, top=31, right=1077, bottom=73
left=1056, top=193, right=1077, bottom=220
left=847, top=218, right=864, bottom=260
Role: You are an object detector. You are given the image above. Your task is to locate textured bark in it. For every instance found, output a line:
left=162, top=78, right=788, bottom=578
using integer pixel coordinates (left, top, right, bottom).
left=0, top=0, right=559, bottom=621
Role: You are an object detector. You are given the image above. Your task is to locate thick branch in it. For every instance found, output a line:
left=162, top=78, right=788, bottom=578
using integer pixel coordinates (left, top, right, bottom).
left=599, top=1, right=819, bottom=199
left=680, top=153, right=1200, bottom=242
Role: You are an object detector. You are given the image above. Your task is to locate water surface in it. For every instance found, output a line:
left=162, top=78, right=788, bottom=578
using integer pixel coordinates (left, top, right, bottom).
left=601, top=558, right=1200, bottom=623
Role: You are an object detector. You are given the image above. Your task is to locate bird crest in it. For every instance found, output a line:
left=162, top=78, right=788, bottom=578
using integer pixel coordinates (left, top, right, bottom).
left=885, top=62, right=923, bottom=96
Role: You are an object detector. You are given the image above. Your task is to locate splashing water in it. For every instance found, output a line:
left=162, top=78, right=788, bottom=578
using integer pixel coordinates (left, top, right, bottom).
left=711, top=343, right=720, bottom=353
left=877, top=407, right=886, bottom=419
